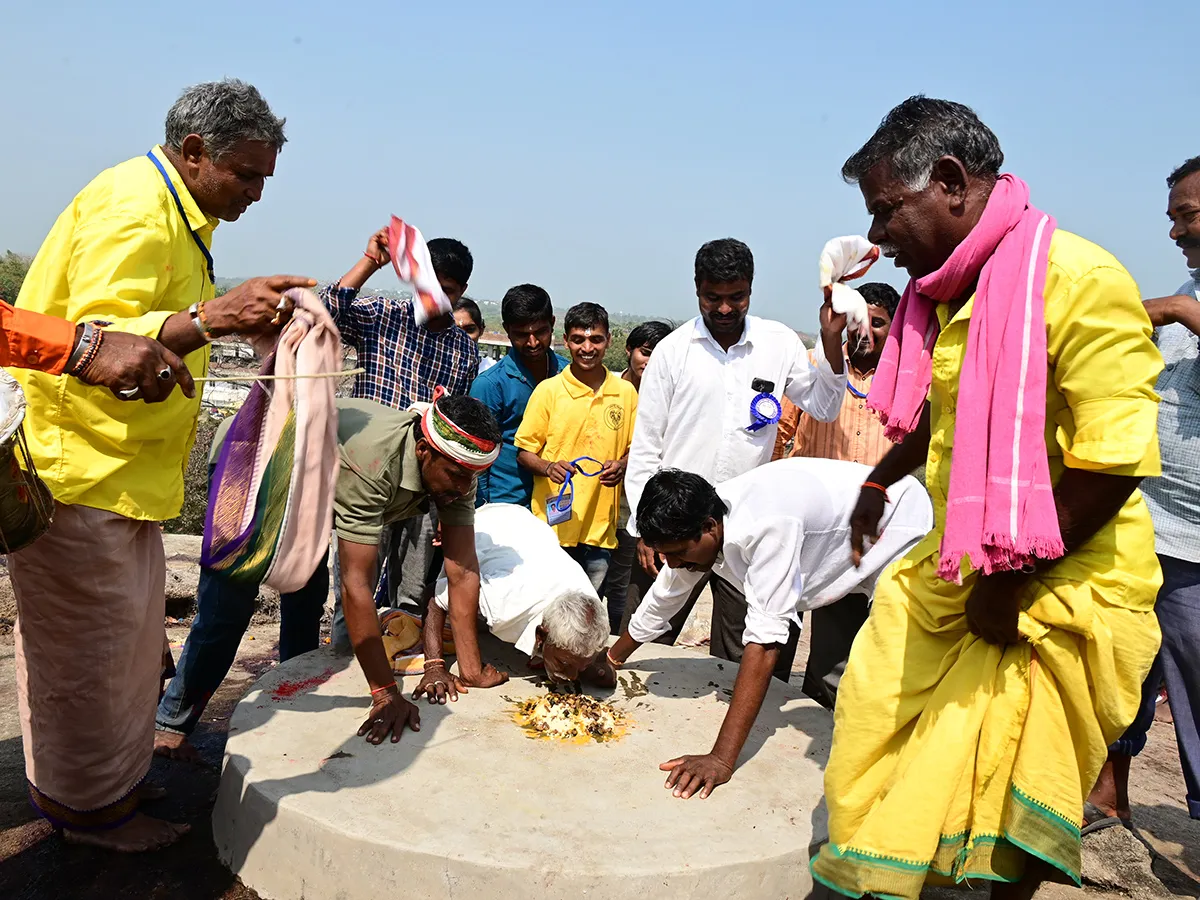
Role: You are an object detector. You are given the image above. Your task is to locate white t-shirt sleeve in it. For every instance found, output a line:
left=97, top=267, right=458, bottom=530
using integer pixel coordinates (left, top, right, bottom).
left=627, top=564, right=703, bottom=643
left=740, top=519, right=806, bottom=646
left=782, top=335, right=845, bottom=423
left=625, top=343, right=673, bottom=537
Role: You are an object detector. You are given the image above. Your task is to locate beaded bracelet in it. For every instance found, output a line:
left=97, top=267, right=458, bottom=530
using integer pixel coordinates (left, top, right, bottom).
left=67, top=322, right=99, bottom=375
left=72, top=326, right=105, bottom=378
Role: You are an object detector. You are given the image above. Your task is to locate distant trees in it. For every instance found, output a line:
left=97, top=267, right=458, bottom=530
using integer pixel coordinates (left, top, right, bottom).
left=0, top=251, right=31, bottom=303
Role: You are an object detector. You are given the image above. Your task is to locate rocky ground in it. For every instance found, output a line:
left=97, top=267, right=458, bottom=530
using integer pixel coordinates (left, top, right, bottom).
left=0, top=541, right=1195, bottom=899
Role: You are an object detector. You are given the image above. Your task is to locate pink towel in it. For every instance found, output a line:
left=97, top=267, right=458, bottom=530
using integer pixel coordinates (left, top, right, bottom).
left=868, top=174, right=1064, bottom=582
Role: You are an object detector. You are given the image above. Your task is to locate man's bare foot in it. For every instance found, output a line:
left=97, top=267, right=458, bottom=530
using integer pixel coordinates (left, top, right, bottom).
left=1086, top=756, right=1132, bottom=822
left=63, top=813, right=190, bottom=852
left=153, top=729, right=201, bottom=763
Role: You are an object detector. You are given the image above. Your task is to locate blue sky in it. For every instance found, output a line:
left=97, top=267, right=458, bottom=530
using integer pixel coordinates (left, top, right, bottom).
left=1, top=1, right=1194, bottom=331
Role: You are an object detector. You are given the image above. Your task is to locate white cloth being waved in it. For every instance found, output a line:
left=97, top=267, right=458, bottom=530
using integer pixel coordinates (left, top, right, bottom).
left=432, top=503, right=600, bottom=656
left=819, top=235, right=879, bottom=351
left=627, top=459, right=933, bottom=646
left=625, top=315, right=845, bottom=536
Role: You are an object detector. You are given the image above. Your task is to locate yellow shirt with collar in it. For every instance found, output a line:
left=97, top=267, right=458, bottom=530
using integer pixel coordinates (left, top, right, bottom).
left=514, top=367, right=638, bottom=549
left=14, top=145, right=213, bottom=521
left=909, top=228, right=1162, bottom=610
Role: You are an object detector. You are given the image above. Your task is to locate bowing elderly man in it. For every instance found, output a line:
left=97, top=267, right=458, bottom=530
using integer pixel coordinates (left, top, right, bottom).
left=810, top=96, right=1163, bottom=900
left=413, top=502, right=615, bottom=703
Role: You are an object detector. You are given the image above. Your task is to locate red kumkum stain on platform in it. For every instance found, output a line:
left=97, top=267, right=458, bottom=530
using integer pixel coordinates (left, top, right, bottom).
left=271, top=668, right=334, bottom=701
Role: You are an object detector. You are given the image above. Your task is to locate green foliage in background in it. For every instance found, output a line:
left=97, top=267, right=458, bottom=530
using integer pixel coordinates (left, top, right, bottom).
left=603, top=324, right=629, bottom=372
left=0, top=251, right=31, bottom=303
left=162, top=414, right=218, bottom=535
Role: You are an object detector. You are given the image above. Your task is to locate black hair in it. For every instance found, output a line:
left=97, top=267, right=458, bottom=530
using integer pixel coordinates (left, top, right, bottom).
left=842, top=95, right=1003, bottom=188
left=858, top=282, right=900, bottom=318
left=1168, top=155, right=1200, bottom=189
left=501, top=284, right=554, bottom=327
left=626, top=320, right=673, bottom=351
left=564, top=302, right=609, bottom=334
left=636, top=469, right=727, bottom=546
left=453, top=296, right=484, bottom=332
left=436, top=395, right=502, bottom=445
left=695, top=238, right=754, bottom=287
left=427, top=238, right=473, bottom=288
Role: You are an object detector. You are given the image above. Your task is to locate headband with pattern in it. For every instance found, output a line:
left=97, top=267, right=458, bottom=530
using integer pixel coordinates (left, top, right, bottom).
left=418, top=387, right=499, bottom=471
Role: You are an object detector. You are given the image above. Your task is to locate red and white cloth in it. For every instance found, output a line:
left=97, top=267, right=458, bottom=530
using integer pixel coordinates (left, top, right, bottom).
left=388, top=216, right=453, bottom=326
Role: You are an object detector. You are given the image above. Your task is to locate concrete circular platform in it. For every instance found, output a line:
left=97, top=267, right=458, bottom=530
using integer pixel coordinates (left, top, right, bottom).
left=213, top=638, right=832, bottom=899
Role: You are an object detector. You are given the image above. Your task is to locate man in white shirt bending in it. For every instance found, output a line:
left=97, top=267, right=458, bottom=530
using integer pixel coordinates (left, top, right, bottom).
left=413, top=503, right=616, bottom=702
left=623, top=238, right=849, bottom=678
left=609, top=460, right=933, bottom=798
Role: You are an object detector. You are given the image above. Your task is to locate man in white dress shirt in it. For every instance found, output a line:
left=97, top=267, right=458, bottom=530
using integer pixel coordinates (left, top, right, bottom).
left=609, top=460, right=933, bottom=798
left=413, top=503, right=615, bottom=702
left=623, top=238, right=849, bottom=679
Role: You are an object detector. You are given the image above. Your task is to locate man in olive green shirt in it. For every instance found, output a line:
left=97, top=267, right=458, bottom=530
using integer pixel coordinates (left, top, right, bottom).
left=157, top=393, right=506, bottom=755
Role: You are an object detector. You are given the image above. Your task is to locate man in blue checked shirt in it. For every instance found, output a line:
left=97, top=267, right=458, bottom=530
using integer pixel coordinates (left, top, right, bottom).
left=323, top=225, right=478, bottom=407
left=322, top=226, right=480, bottom=644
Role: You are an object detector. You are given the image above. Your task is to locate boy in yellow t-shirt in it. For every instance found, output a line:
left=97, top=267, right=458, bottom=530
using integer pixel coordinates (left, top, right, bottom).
left=514, top=302, right=638, bottom=592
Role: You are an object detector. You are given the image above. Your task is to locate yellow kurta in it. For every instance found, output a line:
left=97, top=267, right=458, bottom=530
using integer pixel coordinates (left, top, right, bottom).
left=14, top=145, right=213, bottom=521
left=812, top=230, right=1164, bottom=898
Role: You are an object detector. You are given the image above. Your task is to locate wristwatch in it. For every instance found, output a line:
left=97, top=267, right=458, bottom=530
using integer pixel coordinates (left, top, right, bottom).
left=189, top=301, right=214, bottom=343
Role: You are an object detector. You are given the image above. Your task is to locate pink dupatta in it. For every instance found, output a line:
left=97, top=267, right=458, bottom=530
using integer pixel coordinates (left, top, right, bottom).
left=867, top=175, right=1064, bottom=581
left=202, top=288, right=341, bottom=593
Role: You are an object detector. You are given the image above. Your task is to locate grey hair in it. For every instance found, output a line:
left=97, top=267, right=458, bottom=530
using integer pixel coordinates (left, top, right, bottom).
left=541, top=591, right=609, bottom=658
left=842, top=95, right=1003, bottom=191
left=164, top=79, right=287, bottom=160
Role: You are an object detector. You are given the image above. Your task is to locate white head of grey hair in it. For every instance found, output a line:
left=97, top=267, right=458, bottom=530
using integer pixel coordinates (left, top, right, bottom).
left=541, top=590, right=609, bottom=659
left=164, top=79, right=287, bottom=161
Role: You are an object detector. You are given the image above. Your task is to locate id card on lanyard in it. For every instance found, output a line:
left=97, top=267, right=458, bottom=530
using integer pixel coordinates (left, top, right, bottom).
left=546, top=456, right=604, bottom=526
left=146, top=151, right=215, bottom=291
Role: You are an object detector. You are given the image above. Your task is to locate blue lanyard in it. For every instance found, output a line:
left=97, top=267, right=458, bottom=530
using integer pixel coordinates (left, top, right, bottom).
left=847, top=381, right=868, bottom=399
left=553, top=456, right=604, bottom=501
left=146, top=152, right=215, bottom=284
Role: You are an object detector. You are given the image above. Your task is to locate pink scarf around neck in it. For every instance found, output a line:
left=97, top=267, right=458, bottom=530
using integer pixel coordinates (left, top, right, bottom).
left=867, top=174, right=1064, bottom=582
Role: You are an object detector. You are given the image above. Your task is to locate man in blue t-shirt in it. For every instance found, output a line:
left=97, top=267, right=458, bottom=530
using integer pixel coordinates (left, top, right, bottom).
left=470, top=284, right=569, bottom=507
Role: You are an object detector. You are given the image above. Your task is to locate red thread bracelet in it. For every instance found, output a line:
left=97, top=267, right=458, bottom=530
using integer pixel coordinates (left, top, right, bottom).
left=862, top=481, right=889, bottom=502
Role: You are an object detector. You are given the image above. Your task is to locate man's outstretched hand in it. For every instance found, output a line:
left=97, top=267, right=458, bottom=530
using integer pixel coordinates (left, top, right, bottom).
left=358, top=690, right=421, bottom=745
left=412, top=662, right=465, bottom=704
left=659, top=753, right=734, bottom=799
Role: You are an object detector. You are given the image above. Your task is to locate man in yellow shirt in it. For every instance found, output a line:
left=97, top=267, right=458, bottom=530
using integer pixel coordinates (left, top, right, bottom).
left=811, top=97, right=1162, bottom=900
left=10, top=79, right=314, bottom=853
left=515, top=302, right=638, bottom=594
